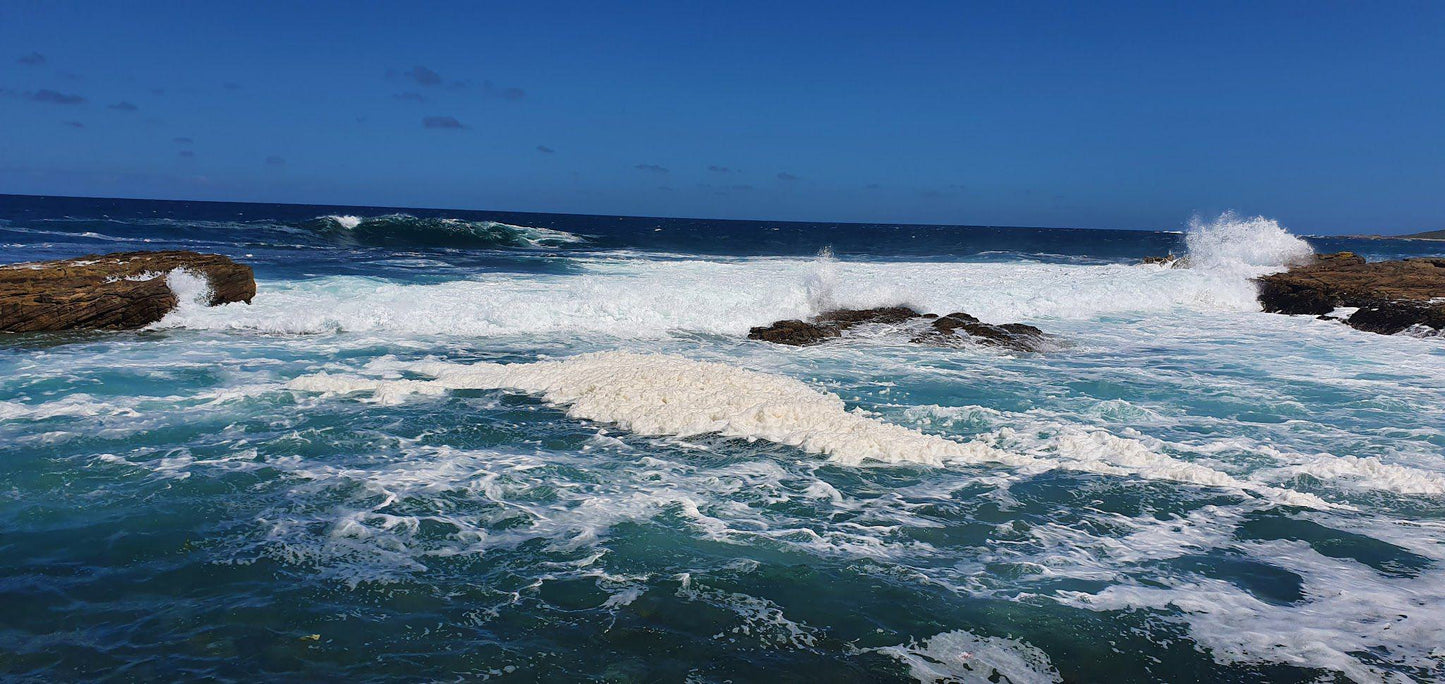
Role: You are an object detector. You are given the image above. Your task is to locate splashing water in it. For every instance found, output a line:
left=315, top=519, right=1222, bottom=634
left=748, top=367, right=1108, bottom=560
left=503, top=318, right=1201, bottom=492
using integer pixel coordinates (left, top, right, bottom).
left=1185, top=211, right=1315, bottom=274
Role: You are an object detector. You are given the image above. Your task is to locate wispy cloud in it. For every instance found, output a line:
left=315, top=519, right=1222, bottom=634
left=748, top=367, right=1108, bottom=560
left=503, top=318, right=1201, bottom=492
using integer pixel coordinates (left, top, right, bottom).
left=483, top=80, right=525, bottom=100
left=708, top=165, right=733, bottom=173
left=223, top=82, right=241, bottom=90
left=406, top=65, right=442, bottom=86
left=25, top=89, right=85, bottom=105
left=423, top=116, right=466, bottom=129
left=776, top=171, right=799, bottom=181
left=179, top=150, right=195, bottom=158
left=63, top=120, right=83, bottom=128
left=634, top=164, right=670, bottom=174
left=18, top=52, right=45, bottom=66
left=536, top=145, right=555, bottom=154
left=108, top=101, right=138, bottom=111
left=265, top=155, right=286, bottom=166
left=173, top=137, right=193, bottom=145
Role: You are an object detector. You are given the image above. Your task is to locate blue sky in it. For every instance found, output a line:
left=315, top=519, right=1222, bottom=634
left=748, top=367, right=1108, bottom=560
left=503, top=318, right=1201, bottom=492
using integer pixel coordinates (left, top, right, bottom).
left=1, top=1, right=1441, bottom=233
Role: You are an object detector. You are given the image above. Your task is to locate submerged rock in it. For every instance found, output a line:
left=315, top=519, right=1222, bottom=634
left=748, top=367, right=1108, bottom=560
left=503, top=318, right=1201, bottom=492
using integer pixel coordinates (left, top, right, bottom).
left=911, top=312, right=1046, bottom=352
left=749, top=306, right=1050, bottom=351
left=1255, top=252, right=1445, bottom=335
left=748, top=306, right=921, bottom=346
left=1141, top=254, right=1190, bottom=267
left=0, top=250, right=255, bottom=333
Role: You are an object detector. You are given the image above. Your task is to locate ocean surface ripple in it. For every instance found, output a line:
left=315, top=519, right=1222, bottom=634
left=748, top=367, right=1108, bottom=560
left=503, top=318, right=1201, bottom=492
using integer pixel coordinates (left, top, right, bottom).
left=1, top=196, right=1443, bottom=682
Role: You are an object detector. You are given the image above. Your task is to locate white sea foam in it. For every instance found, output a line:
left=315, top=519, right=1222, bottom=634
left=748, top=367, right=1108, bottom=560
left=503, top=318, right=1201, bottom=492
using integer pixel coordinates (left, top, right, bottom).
left=875, top=629, right=1062, bottom=684
left=323, top=214, right=363, bottom=230
left=1060, top=539, right=1445, bottom=682
left=165, top=267, right=213, bottom=310
left=156, top=252, right=1289, bottom=336
left=286, top=352, right=1332, bottom=508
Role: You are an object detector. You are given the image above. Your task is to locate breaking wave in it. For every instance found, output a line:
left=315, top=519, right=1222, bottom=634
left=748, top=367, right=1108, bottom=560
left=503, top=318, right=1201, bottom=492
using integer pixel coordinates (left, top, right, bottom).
left=305, top=214, right=586, bottom=249
left=156, top=253, right=1287, bottom=336
left=1185, top=211, right=1314, bottom=275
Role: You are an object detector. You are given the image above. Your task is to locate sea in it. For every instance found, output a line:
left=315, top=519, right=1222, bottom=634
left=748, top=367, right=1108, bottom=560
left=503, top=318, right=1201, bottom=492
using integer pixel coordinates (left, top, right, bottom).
left=1, top=194, right=1442, bottom=682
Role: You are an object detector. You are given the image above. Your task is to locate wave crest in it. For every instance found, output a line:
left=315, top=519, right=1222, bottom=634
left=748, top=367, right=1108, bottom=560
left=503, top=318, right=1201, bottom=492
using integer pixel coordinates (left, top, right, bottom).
left=307, top=214, right=585, bottom=249
left=1185, top=211, right=1314, bottom=275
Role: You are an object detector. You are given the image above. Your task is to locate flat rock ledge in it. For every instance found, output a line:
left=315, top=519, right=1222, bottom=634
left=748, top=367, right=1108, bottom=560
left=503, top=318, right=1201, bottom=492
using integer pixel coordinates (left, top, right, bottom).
left=1255, top=252, right=1445, bottom=335
left=0, top=250, right=255, bottom=333
left=748, top=306, right=1048, bottom=352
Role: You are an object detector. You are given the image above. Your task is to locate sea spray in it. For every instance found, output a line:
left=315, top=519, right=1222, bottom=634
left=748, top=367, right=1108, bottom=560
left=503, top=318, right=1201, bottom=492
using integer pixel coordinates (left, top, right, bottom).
left=1185, top=211, right=1314, bottom=274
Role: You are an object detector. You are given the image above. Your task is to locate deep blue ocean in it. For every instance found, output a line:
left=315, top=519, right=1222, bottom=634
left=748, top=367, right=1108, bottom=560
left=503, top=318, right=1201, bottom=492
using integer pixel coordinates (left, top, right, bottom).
left=2, top=194, right=1443, bottom=682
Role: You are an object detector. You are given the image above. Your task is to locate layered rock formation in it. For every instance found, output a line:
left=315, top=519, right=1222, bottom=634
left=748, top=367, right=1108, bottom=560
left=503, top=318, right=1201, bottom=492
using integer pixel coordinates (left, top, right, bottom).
left=1255, top=253, right=1445, bottom=335
left=0, top=251, right=255, bottom=333
left=748, top=307, right=1049, bottom=352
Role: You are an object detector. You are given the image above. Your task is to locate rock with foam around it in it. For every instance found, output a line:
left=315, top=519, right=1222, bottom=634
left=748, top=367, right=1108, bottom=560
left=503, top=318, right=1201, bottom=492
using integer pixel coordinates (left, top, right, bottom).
left=1255, top=252, right=1445, bottom=335
left=0, top=250, right=254, bottom=333
left=749, top=306, right=1050, bottom=352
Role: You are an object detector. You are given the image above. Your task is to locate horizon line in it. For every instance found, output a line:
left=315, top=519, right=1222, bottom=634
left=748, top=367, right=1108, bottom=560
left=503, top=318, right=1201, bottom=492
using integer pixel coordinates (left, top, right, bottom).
left=0, top=192, right=1432, bottom=238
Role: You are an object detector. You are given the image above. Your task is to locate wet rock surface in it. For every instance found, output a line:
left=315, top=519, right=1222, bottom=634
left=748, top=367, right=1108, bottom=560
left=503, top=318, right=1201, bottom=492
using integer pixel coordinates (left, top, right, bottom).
left=0, top=251, right=255, bottom=333
left=749, top=307, right=1049, bottom=351
left=1255, top=253, right=1445, bottom=335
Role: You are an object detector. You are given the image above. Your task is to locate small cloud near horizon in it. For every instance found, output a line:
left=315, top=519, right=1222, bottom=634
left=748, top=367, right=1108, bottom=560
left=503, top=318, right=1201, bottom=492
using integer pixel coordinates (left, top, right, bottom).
left=18, top=52, right=45, bottom=66
left=265, top=155, right=286, bottom=166
left=108, top=101, right=138, bottom=111
left=536, top=145, right=555, bottom=154
left=423, top=116, right=466, bottom=129
left=63, top=120, right=83, bottom=128
left=708, top=165, right=733, bottom=173
left=635, top=164, right=669, bottom=174
left=777, top=171, right=799, bottom=181
left=26, top=89, right=85, bottom=105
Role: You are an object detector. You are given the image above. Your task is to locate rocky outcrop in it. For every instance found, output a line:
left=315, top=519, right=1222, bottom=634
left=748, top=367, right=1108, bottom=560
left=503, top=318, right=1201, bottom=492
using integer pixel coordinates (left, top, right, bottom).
left=748, top=307, right=1050, bottom=352
left=0, top=251, right=255, bottom=333
left=747, top=307, right=921, bottom=346
left=1255, top=253, right=1445, bottom=335
left=909, top=312, right=1046, bottom=352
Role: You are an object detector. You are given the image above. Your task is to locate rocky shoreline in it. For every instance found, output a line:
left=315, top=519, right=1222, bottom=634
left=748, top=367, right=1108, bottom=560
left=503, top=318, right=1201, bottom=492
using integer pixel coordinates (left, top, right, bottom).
left=0, top=251, right=255, bottom=333
left=1255, top=252, right=1445, bottom=335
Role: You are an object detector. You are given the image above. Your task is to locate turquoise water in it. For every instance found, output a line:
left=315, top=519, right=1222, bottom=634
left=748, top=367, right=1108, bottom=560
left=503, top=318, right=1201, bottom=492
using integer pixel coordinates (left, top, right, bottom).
left=2, top=196, right=1443, bottom=682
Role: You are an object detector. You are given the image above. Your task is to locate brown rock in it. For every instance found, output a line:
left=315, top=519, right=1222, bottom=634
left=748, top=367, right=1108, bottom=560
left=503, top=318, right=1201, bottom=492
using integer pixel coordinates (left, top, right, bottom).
left=910, top=312, right=1047, bottom=352
left=0, top=251, right=255, bottom=333
left=1255, top=253, right=1445, bottom=335
left=750, top=306, right=1050, bottom=351
left=746, top=319, right=840, bottom=346
left=747, top=306, right=921, bottom=346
